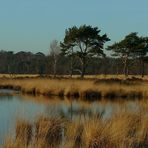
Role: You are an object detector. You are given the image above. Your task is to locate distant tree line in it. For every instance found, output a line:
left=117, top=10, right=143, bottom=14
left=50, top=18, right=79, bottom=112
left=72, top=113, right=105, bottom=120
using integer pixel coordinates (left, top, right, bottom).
left=1, top=50, right=148, bottom=77
left=0, top=25, right=148, bottom=77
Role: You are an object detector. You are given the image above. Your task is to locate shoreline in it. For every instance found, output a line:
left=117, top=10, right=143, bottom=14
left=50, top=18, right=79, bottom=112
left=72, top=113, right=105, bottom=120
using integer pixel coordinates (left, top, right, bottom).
left=0, top=77, right=147, bottom=100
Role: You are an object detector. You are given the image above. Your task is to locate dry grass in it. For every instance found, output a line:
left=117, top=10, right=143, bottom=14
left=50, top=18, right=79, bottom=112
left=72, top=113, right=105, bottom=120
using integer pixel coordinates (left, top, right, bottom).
left=2, top=75, right=148, bottom=147
left=4, top=117, right=64, bottom=148
left=4, top=103, right=148, bottom=148
left=1, top=74, right=148, bottom=79
left=0, top=76, right=148, bottom=100
left=35, top=116, right=64, bottom=147
left=4, top=120, right=33, bottom=148
left=15, top=120, right=32, bottom=145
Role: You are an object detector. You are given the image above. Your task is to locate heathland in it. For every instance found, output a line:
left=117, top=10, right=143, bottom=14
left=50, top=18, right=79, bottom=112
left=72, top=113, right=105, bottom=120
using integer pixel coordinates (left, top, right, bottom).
left=0, top=74, right=148, bottom=100
left=0, top=75, right=148, bottom=148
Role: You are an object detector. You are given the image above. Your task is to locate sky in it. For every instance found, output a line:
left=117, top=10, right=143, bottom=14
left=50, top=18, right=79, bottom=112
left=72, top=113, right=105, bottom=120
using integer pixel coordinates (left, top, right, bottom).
left=0, top=0, right=148, bottom=54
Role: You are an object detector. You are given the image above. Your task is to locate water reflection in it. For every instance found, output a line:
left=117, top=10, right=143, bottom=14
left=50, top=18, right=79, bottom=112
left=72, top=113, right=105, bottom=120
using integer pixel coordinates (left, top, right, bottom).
left=0, top=92, right=147, bottom=146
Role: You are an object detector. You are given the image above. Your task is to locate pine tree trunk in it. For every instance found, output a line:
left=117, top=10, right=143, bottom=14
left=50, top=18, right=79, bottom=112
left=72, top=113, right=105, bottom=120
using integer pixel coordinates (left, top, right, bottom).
left=81, top=66, right=85, bottom=78
left=140, top=58, right=145, bottom=78
left=70, top=56, right=73, bottom=77
left=80, top=58, right=86, bottom=78
left=123, top=55, right=128, bottom=77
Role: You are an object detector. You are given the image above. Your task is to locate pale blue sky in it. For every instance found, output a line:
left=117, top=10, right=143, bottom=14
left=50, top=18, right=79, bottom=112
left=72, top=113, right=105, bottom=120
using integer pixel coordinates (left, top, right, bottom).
left=0, top=0, right=148, bottom=54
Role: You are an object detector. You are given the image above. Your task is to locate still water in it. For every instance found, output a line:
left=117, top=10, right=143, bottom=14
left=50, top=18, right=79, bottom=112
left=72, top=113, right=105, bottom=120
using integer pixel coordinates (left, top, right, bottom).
left=0, top=90, right=141, bottom=146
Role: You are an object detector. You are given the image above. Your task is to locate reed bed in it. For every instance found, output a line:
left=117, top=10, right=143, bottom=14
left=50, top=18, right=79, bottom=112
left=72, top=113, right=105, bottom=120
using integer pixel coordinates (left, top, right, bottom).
left=0, top=77, right=148, bottom=100
left=1, top=74, right=148, bottom=80
left=4, top=109, right=148, bottom=148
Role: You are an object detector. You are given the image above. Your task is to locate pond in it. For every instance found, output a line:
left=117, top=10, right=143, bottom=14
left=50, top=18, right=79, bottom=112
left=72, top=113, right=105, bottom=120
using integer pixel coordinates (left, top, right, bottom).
left=0, top=89, right=142, bottom=146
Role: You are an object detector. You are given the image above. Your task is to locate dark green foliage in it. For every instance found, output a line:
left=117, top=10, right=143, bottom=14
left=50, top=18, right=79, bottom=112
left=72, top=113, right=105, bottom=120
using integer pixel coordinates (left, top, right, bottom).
left=107, top=33, right=148, bottom=77
left=61, top=25, right=110, bottom=77
left=107, top=32, right=140, bottom=57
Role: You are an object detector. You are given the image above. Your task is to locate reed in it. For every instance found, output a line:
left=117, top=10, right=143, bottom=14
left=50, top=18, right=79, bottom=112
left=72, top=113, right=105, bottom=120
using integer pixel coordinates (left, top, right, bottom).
left=35, top=116, right=64, bottom=147
left=4, top=120, right=32, bottom=148
left=15, top=119, right=32, bottom=146
left=4, top=108, right=148, bottom=148
left=65, top=121, right=84, bottom=148
left=0, top=77, right=148, bottom=100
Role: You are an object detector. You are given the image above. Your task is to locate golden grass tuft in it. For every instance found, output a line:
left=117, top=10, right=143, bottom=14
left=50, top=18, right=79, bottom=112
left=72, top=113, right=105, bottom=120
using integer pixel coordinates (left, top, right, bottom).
left=4, top=120, right=32, bottom=148
left=82, top=117, right=112, bottom=148
left=65, top=121, right=84, bottom=148
left=35, top=116, right=64, bottom=147
left=15, top=120, right=32, bottom=146
left=4, top=110, right=148, bottom=148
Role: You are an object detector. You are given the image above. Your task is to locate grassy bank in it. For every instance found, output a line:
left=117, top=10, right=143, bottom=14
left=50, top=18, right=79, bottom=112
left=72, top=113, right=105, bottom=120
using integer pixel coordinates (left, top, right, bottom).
left=0, top=77, right=148, bottom=100
left=4, top=109, right=148, bottom=148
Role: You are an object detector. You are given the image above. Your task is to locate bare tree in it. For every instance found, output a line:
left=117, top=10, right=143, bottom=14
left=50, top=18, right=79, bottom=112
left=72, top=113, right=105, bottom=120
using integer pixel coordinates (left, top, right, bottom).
left=49, top=40, right=60, bottom=77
